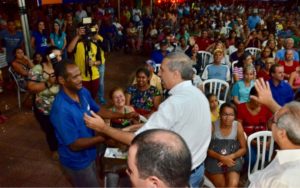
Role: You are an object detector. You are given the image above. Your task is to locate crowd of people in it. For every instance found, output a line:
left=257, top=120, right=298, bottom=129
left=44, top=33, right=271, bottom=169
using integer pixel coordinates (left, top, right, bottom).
left=0, top=0, right=300, bottom=187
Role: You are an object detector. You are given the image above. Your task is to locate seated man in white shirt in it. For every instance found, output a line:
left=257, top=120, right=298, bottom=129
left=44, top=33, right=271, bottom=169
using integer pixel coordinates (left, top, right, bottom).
left=248, top=79, right=300, bottom=187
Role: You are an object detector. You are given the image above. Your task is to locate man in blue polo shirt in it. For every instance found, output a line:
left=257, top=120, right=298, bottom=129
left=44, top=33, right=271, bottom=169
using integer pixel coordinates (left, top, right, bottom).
left=50, top=60, right=138, bottom=187
left=268, top=64, right=294, bottom=106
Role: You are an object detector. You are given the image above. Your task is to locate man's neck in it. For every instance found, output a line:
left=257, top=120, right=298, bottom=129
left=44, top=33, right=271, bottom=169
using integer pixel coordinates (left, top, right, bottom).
left=63, top=87, right=80, bottom=103
left=271, top=79, right=281, bottom=86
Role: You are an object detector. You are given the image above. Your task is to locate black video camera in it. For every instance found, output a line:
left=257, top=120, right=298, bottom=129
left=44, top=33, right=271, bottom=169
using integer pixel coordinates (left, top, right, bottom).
left=49, top=52, right=59, bottom=66
left=81, top=17, right=97, bottom=40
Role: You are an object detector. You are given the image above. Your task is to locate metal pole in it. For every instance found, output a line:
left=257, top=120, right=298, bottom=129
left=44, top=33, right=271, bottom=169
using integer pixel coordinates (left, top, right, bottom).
left=18, top=0, right=32, bottom=57
left=118, top=0, right=120, bottom=21
left=150, top=0, right=153, bottom=15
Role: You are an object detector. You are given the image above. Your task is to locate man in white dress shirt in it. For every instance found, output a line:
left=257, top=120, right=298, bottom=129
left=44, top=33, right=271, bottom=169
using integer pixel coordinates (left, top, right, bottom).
left=84, top=52, right=211, bottom=187
left=249, top=79, right=300, bottom=187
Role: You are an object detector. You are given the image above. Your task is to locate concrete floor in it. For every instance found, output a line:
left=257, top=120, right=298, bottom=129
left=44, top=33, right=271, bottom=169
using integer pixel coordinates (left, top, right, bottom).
left=0, top=51, right=146, bottom=187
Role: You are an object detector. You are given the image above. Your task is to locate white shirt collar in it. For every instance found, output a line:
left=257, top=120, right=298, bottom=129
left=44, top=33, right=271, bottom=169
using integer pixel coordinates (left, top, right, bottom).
left=169, top=80, right=192, bottom=95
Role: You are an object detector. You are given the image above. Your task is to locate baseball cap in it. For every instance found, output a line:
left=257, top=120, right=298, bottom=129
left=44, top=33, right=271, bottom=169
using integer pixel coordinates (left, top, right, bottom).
left=145, top=60, right=157, bottom=69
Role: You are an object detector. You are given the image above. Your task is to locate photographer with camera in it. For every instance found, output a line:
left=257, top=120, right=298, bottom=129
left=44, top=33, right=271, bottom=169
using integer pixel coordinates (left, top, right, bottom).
left=27, top=46, right=62, bottom=160
left=67, top=19, right=102, bottom=99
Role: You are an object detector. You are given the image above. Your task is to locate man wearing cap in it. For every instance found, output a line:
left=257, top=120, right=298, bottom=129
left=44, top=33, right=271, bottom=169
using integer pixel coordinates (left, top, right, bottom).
left=132, top=60, right=162, bottom=93
left=150, top=39, right=169, bottom=65
left=201, top=48, right=231, bottom=82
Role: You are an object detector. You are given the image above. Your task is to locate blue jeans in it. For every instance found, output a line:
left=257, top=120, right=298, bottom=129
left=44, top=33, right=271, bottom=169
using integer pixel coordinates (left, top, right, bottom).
left=97, top=64, right=105, bottom=102
left=62, top=161, right=99, bottom=187
left=189, top=163, right=204, bottom=188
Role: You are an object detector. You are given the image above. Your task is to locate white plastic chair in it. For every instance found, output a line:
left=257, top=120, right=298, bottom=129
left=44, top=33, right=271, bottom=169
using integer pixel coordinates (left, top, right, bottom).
left=203, top=79, right=229, bottom=104
left=197, top=51, right=213, bottom=74
left=8, top=66, right=27, bottom=110
left=231, top=60, right=238, bottom=83
left=245, top=47, right=261, bottom=58
left=155, top=63, right=161, bottom=74
left=202, top=175, right=215, bottom=188
left=247, top=131, right=275, bottom=181
left=227, top=45, right=237, bottom=56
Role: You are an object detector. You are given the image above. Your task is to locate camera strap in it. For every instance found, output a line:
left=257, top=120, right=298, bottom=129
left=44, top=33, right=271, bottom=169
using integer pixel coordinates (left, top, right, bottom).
left=83, top=41, right=93, bottom=79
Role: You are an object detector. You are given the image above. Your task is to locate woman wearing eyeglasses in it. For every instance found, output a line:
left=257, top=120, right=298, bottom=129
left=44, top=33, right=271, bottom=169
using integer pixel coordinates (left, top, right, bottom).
left=27, top=46, right=62, bottom=160
left=205, top=103, right=246, bottom=187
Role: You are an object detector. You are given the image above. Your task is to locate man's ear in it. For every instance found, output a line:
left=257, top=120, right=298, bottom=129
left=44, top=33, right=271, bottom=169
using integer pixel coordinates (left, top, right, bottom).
left=146, top=176, right=166, bottom=188
left=58, top=76, right=65, bottom=85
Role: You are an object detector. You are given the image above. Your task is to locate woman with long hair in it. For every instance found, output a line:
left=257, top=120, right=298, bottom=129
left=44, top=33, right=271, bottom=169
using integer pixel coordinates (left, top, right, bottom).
left=50, top=21, right=67, bottom=59
left=31, top=20, right=48, bottom=56
left=11, top=47, right=34, bottom=89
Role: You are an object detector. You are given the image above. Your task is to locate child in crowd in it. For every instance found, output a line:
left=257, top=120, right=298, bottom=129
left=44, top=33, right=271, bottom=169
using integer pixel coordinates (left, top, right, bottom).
left=207, top=93, right=219, bottom=125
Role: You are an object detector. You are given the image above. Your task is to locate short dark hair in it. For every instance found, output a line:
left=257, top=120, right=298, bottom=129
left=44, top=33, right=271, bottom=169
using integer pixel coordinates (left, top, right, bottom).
left=54, top=59, right=75, bottom=79
left=220, top=102, right=237, bottom=117
left=132, top=129, right=192, bottom=187
left=269, top=64, right=282, bottom=76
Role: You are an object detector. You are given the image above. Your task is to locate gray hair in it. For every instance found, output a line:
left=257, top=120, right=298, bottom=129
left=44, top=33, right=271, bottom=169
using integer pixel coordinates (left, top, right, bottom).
left=285, top=38, right=294, bottom=45
left=164, top=52, right=194, bottom=80
left=277, top=102, right=300, bottom=145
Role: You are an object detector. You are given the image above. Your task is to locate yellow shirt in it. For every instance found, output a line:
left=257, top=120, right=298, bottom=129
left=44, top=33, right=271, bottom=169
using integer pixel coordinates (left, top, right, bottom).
left=211, top=107, right=220, bottom=124
left=74, top=42, right=99, bottom=81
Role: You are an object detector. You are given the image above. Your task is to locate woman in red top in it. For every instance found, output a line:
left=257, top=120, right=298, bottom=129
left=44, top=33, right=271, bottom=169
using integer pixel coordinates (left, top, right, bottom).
left=237, top=87, right=272, bottom=136
left=256, top=57, right=275, bottom=81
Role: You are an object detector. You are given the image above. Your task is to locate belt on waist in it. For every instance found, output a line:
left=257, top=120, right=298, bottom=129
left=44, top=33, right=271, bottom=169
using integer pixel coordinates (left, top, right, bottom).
left=191, top=163, right=203, bottom=174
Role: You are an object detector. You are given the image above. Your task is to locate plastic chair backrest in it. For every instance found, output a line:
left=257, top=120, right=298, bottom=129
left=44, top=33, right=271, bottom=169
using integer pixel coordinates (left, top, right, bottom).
left=245, top=47, right=261, bottom=58
left=155, top=63, right=161, bottom=74
left=203, top=79, right=229, bottom=104
left=197, top=51, right=213, bottom=73
left=8, top=67, right=26, bottom=92
left=231, top=60, right=238, bottom=83
left=247, top=131, right=275, bottom=180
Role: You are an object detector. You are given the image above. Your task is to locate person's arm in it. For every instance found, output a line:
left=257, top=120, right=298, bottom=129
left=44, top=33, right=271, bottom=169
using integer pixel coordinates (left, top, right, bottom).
left=230, top=122, right=247, bottom=159
left=98, top=107, right=139, bottom=120
left=231, top=82, right=240, bottom=105
left=250, top=78, right=281, bottom=113
left=207, top=149, right=236, bottom=167
left=69, top=135, right=106, bottom=151
left=233, top=96, right=240, bottom=105
left=11, top=61, right=29, bottom=77
left=30, top=36, right=35, bottom=49
left=62, top=36, right=67, bottom=51
left=153, top=95, right=161, bottom=110
left=67, top=35, right=81, bottom=53
left=50, top=33, right=55, bottom=46
left=288, top=71, right=299, bottom=90
left=84, top=111, right=134, bottom=145
left=125, top=93, right=131, bottom=106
